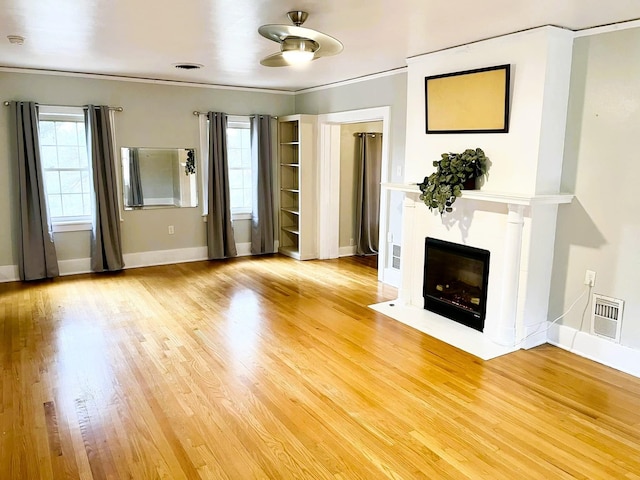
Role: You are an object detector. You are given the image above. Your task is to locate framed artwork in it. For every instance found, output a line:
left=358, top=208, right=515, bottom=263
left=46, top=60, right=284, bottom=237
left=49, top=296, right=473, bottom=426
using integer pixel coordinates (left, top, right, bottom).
left=425, top=64, right=511, bottom=134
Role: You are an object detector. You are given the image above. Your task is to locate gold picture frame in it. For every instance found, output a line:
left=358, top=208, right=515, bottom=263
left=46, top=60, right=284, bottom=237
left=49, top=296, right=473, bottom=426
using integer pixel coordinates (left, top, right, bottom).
left=425, top=64, right=511, bottom=134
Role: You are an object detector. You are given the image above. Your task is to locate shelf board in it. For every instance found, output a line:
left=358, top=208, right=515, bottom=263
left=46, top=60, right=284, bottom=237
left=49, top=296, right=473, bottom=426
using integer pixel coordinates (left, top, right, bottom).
left=281, top=208, right=300, bottom=215
left=280, top=163, right=300, bottom=167
left=281, top=226, right=300, bottom=235
left=281, top=188, right=300, bottom=193
left=280, top=141, right=300, bottom=145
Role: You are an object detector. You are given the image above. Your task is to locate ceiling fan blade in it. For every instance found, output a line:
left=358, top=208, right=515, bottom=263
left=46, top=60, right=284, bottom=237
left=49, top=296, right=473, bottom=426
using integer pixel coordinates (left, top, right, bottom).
left=258, top=25, right=343, bottom=57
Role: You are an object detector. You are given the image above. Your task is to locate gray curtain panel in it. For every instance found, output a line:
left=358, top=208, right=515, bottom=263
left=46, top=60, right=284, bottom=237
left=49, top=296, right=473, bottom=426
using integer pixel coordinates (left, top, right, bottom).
left=250, top=115, right=275, bottom=255
left=207, top=112, right=237, bottom=259
left=128, top=147, right=144, bottom=207
left=355, top=133, right=383, bottom=256
left=10, top=101, right=59, bottom=281
left=85, top=105, right=125, bottom=272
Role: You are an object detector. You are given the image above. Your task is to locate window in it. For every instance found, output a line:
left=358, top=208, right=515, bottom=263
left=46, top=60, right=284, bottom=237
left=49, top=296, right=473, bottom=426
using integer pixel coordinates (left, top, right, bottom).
left=226, top=116, right=252, bottom=218
left=38, top=106, right=92, bottom=231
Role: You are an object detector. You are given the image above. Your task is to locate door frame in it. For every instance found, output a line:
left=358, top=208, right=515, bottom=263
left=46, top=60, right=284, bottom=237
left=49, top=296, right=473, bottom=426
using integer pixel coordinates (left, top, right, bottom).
left=317, top=106, right=391, bottom=284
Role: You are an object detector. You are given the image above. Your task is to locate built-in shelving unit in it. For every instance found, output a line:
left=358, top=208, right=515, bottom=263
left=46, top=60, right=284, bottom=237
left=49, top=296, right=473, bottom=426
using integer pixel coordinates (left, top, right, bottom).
left=278, top=115, right=317, bottom=260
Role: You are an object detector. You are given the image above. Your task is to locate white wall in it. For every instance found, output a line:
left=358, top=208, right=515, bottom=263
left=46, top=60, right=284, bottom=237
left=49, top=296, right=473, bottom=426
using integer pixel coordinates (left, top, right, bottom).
left=550, top=27, right=640, bottom=351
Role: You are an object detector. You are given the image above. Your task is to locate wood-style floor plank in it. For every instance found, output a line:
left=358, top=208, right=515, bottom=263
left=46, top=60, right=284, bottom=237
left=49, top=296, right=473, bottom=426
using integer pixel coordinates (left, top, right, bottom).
left=1, top=254, right=639, bottom=479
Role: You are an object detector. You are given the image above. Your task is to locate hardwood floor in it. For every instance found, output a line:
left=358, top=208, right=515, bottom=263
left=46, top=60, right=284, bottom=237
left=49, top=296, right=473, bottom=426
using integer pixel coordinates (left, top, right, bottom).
left=1, top=255, right=639, bottom=479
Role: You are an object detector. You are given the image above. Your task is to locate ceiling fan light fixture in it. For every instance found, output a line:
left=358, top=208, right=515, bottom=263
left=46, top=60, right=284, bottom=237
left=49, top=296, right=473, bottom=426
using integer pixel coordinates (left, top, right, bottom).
left=282, top=49, right=315, bottom=64
left=258, top=11, right=343, bottom=67
left=281, top=37, right=318, bottom=64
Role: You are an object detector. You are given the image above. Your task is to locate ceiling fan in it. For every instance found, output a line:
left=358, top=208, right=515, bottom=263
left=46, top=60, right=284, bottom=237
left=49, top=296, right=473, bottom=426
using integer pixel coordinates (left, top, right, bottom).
left=258, top=11, right=343, bottom=67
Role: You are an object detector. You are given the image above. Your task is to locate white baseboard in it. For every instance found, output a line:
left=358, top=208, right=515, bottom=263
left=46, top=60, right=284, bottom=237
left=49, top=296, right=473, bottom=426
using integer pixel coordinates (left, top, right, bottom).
left=338, top=246, right=356, bottom=257
left=0, top=261, right=90, bottom=280
left=123, top=246, right=208, bottom=269
left=1, top=241, right=277, bottom=282
left=0, top=264, right=19, bottom=283
left=520, top=322, right=548, bottom=350
left=548, top=324, right=640, bottom=378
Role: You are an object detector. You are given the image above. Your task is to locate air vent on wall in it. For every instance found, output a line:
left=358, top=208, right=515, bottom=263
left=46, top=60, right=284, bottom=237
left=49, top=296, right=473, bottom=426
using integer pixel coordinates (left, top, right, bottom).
left=590, top=294, right=624, bottom=343
left=392, top=244, right=401, bottom=270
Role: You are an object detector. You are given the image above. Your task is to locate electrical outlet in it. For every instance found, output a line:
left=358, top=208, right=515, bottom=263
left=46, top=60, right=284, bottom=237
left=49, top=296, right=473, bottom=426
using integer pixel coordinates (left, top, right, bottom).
left=168, top=225, right=175, bottom=235
left=349, top=238, right=355, bottom=246
left=584, top=270, right=596, bottom=287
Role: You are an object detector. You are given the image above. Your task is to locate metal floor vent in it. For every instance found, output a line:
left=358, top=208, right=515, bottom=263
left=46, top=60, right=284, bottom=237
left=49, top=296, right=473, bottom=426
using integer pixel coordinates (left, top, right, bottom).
left=591, top=294, right=624, bottom=343
left=391, top=244, right=401, bottom=270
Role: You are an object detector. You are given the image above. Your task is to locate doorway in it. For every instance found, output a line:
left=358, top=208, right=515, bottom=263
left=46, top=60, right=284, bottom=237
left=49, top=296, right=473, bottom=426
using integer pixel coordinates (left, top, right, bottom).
left=317, top=107, right=393, bottom=285
left=338, top=122, right=383, bottom=258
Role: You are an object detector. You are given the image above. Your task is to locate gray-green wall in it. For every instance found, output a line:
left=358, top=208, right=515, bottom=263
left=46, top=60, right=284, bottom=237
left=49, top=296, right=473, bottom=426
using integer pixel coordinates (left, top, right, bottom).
left=551, top=28, right=640, bottom=349
left=0, top=72, right=294, bottom=266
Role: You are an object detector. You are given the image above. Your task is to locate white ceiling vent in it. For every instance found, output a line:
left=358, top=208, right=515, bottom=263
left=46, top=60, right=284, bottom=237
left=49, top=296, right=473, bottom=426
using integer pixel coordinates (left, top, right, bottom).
left=590, top=294, right=624, bottom=343
left=174, top=63, right=203, bottom=70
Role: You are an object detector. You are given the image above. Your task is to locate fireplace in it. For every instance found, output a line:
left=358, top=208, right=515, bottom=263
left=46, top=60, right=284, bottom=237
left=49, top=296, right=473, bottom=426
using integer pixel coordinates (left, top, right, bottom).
left=423, top=238, right=490, bottom=332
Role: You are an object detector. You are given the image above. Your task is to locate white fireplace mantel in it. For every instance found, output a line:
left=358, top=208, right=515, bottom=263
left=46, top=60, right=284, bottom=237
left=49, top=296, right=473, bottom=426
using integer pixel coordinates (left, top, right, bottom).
left=374, top=183, right=574, bottom=360
left=382, top=183, right=574, bottom=206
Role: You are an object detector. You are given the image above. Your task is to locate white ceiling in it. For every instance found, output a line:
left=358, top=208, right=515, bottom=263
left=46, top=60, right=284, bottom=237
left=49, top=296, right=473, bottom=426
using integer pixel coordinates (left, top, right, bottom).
left=1, top=0, right=639, bottom=92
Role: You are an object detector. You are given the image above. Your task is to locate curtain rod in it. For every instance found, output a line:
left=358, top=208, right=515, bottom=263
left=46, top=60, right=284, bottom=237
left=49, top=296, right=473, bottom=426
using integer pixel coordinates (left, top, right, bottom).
left=3, top=101, right=123, bottom=111
left=193, top=110, right=277, bottom=119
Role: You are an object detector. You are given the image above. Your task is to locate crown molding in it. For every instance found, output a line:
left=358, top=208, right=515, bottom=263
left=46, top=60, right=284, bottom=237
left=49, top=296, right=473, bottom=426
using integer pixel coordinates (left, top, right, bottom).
left=294, top=67, right=407, bottom=94
left=574, top=18, right=640, bottom=37
left=0, top=66, right=296, bottom=95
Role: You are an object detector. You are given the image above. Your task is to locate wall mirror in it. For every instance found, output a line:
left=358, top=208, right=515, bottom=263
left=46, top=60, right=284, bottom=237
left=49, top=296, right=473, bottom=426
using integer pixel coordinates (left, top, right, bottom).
left=121, top=147, right=198, bottom=209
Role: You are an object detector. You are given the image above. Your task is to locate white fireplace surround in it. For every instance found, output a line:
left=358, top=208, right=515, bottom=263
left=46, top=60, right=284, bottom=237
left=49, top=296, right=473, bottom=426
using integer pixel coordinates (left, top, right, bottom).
left=368, top=27, right=577, bottom=359
left=371, top=185, right=573, bottom=360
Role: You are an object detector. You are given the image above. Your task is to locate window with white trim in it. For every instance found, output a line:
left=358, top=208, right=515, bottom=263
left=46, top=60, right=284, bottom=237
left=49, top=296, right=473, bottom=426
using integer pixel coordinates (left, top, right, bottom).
left=226, top=116, right=252, bottom=218
left=38, top=106, right=92, bottom=231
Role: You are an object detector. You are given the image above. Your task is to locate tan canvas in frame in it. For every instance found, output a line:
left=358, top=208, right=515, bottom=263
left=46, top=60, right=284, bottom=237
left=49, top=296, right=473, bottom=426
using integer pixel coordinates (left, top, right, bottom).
left=425, top=64, right=511, bottom=134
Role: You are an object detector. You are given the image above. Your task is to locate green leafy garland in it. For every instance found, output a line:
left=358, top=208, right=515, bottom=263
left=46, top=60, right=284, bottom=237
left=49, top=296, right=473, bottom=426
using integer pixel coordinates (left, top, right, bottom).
left=417, top=148, right=489, bottom=214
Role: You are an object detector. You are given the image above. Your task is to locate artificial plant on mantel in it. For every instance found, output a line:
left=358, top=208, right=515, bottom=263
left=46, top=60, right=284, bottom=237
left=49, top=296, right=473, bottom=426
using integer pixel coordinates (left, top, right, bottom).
left=417, top=148, right=489, bottom=215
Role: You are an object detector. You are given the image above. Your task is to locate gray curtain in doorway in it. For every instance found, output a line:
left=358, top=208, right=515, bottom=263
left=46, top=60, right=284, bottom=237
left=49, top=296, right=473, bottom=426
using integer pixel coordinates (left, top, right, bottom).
left=85, top=105, right=125, bottom=272
left=207, top=112, right=237, bottom=259
left=250, top=115, right=275, bottom=254
left=10, top=101, right=59, bottom=280
left=128, top=147, right=144, bottom=207
left=355, top=132, right=382, bottom=256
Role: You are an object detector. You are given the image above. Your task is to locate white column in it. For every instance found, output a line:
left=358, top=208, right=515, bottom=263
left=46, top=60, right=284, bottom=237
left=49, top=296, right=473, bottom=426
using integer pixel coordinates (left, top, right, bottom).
left=399, top=195, right=417, bottom=305
left=491, top=203, right=525, bottom=346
